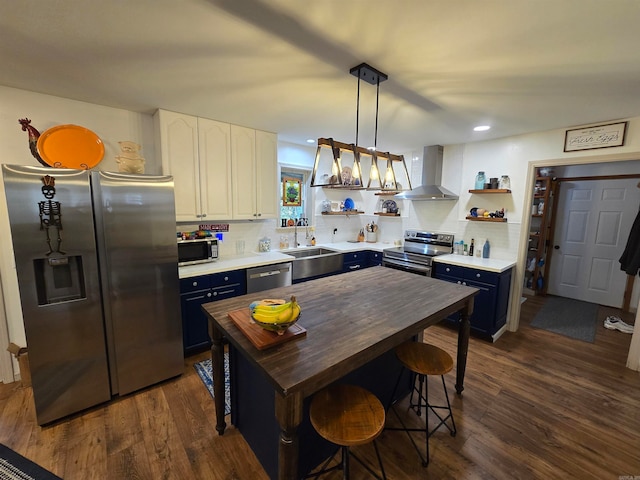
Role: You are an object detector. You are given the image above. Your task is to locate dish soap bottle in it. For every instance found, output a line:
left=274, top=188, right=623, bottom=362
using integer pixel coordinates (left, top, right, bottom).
left=483, top=239, right=490, bottom=258
left=469, top=238, right=475, bottom=256
left=475, top=171, right=486, bottom=190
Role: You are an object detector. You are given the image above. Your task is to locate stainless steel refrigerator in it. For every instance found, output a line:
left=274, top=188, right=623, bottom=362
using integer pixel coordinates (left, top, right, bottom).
left=2, top=165, right=183, bottom=425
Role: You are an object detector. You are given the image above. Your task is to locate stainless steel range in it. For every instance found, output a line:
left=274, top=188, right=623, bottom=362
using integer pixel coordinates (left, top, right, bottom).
left=382, top=230, right=454, bottom=276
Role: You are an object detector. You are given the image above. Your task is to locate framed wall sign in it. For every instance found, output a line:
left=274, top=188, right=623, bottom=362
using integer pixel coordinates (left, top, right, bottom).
left=282, top=177, right=302, bottom=206
left=564, top=121, right=628, bottom=152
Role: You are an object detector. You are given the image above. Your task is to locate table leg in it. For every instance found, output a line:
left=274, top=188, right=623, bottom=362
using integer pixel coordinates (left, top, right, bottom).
left=210, top=323, right=227, bottom=435
left=455, top=297, right=474, bottom=395
left=275, top=391, right=303, bottom=480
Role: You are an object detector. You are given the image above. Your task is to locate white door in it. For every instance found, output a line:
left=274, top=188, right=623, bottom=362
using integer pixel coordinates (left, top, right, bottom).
left=548, top=178, right=639, bottom=307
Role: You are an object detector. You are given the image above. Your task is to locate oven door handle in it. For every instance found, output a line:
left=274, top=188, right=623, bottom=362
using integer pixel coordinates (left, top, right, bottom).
left=382, top=258, right=432, bottom=276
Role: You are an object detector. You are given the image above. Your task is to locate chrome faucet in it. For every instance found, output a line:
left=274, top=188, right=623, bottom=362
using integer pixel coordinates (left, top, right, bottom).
left=294, top=219, right=299, bottom=247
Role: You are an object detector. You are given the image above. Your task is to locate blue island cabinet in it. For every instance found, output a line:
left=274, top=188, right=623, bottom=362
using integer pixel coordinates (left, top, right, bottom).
left=179, top=270, right=246, bottom=356
left=230, top=344, right=411, bottom=479
left=433, top=263, right=512, bottom=341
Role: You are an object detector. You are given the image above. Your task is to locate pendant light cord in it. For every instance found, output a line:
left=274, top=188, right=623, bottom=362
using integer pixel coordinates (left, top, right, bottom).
left=355, top=74, right=361, bottom=148
left=374, top=77, right=380, bottom=151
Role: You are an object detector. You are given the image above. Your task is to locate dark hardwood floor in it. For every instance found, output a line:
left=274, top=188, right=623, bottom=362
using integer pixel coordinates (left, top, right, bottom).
left=0, top=295, right=638, bottom=479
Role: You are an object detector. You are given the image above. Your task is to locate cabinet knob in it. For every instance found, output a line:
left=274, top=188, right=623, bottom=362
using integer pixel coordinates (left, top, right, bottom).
left=476, top=273, right=481, bottom=278
left=192, top=281, right=198, bottom=287
left=457, top=280, right=461, bottom=284
left=554, top=245, right=560, bottom=249
left=446, top=267, right=451, bottom=272
left=257, top=213, right=262, bottom=217
left=207, top=292, right=213, bottom=297
left=224, top=276, right=229, bottom=281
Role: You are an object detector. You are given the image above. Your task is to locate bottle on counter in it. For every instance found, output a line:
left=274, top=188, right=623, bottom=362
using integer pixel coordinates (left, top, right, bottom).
left=469, top=238, right=475, bottom=256
left=483, top=239, right=490, bottom=258
left=475, top=171, right=486, bottom=190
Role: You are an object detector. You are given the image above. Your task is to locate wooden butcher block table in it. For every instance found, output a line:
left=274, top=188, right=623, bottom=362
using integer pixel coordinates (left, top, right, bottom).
left=203, top=266, right=477, bottom=480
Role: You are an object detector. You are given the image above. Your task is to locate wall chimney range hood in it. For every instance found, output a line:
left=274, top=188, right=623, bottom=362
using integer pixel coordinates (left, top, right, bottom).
left=395, top=145, right=459, bottom=200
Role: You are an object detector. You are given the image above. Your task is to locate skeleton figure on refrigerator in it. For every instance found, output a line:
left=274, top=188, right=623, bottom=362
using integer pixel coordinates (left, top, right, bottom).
left=38, top=174, right=64, bottom=255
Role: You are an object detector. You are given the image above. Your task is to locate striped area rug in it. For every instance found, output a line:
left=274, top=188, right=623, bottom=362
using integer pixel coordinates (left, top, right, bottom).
left=194, top=353, right=231, bottom=415
left=0, top=443, right=62, bottom=480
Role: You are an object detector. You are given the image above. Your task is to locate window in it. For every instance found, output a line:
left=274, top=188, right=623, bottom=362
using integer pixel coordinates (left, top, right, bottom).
left=280, top=168, right=311, bottom=226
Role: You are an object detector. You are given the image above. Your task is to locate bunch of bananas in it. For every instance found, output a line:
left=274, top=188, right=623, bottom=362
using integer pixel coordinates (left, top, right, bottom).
left=250, top=295, right=301, bottom=330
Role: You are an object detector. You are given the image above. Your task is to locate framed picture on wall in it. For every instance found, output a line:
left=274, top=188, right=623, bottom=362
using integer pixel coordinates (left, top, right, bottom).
left=282, top=177, right=302, bottom=206
left=564, top=121, right=628, bottom=152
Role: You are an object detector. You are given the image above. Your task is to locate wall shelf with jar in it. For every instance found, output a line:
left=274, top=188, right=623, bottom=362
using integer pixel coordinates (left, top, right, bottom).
left=468, top=189, right=512, bottom=194
left=465, top=216, right=507, bottom=223
left=321, top=211, right=364, bottom=216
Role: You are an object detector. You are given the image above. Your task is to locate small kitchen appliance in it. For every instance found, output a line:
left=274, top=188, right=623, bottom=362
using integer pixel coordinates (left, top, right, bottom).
left=177, top=237, right=218, bottom=265
left=382, top=230, right=454, bottom=276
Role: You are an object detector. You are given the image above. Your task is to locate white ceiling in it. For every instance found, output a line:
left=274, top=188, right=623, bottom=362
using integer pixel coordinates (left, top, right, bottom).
left=3, top=0, right=640, bottom=153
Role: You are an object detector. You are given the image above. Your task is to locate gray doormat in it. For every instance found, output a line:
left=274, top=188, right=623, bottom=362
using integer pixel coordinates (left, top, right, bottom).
left=530, top=296, right=599, bottom=342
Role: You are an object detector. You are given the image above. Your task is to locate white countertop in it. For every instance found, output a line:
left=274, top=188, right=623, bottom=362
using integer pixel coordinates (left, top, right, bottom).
left=433, top=254, right=516, bottom=273
left=178, top=242, right=392, bottom=279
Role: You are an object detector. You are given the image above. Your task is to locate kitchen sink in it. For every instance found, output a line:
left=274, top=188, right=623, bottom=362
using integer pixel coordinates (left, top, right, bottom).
left=285, top=247, right=338, bottom=259
left=283, top=247, right=343, bottom=281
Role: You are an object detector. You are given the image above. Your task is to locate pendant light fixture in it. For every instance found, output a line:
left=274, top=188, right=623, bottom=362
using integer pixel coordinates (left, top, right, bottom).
left=310, top=63, right=411, bottom=192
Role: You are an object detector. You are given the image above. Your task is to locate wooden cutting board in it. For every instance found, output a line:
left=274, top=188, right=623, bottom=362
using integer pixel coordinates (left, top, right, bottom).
left=228, top=308, right=306, bottom=350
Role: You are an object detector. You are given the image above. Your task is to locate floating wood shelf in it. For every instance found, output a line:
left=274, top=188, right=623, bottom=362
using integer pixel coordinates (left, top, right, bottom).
left=465, top=216, right=508, bottom=222
left=374, top=212, right=400, bottom=216
left=374, top=191, right=401, bottom=196
left=468, top=189, right=511, bottom=194
left=321, top=211, right=364, bottom=216
left=321, top=185, right=366, bottom=190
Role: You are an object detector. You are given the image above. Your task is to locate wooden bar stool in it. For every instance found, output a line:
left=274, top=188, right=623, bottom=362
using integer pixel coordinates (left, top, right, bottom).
left=386, top=342, right=457, bottom=467
left=305, top=384, right=387, bottom=480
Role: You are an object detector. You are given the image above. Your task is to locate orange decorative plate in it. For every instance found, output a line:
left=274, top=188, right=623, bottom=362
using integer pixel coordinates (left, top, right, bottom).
left=36, top=124, right=105, bottom=169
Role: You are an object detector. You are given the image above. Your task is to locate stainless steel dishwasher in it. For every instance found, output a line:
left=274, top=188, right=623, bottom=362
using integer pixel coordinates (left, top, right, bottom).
left=246, top=262, right=292, bottom=294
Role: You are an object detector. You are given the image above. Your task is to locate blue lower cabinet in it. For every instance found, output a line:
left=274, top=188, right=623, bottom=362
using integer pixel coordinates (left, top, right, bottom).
left=369, top=250, right=382, bottom=266
left=180, top=270, right=246, bottom=356
left=342, top=250, right=370, bottom=273
left=433, top=263, right=512, bottom=341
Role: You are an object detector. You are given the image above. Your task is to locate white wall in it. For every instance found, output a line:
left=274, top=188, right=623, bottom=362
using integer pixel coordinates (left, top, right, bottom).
left=439, top=121, right=640, bottom=338
left=1, top=86, right=639, bottom=379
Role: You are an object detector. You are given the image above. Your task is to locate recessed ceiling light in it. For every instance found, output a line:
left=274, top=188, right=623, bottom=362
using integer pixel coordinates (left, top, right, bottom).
left=474, top=125, right=491, bottom=132
left=306, top=139, right=315, bottom=143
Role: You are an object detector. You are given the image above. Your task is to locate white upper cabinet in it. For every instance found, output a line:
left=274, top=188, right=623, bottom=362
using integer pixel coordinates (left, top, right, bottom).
left=155, top=110, right=201, bottom=222
left=156, top=110, right=276, bottom=221
left=198, top=117, right=232, bottom=219
left=231, top=125, right=278, bottom=220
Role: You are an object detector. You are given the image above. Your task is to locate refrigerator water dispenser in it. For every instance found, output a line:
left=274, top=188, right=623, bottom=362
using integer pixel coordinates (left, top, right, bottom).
left=34, top=255, right=86, bottom=305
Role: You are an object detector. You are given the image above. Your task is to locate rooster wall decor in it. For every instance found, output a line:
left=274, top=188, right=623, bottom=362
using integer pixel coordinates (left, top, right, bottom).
left=18, top=118, right=48, bottom=167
